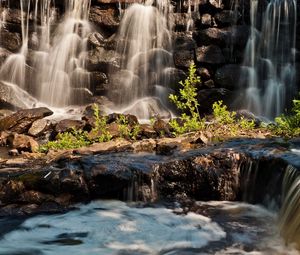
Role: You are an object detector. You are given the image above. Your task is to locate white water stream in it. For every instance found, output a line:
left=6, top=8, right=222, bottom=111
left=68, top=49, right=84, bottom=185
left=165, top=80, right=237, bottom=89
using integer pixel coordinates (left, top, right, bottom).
left=0, top=200, right=298, bottom=255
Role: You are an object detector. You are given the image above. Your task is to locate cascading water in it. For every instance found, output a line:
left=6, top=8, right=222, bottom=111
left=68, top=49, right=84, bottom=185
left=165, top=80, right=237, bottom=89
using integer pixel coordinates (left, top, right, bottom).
left=108, top=0, right=174, bottom=119
left=0, top=0, right=92, bottom=108
left=241, top=0, right=297, bottom=118
left=279, top=165, right=300, bottom=249
left=34, top=0, right=91, bottom=107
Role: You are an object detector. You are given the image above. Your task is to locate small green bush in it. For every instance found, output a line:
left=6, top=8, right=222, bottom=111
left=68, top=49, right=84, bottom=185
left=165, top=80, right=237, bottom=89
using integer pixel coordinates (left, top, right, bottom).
left=39, top=129, right=91, bottom=152
left=238, top=116, right=255, bottom=131
left=169, top=62, right=204, bottom=135
left=212, top=100, right=236, bottom=125
left=117, top=114, right=140, bottom=140
left=92, top=104, right=112, bottom=142
left=274, top=95, right=300, bottom=137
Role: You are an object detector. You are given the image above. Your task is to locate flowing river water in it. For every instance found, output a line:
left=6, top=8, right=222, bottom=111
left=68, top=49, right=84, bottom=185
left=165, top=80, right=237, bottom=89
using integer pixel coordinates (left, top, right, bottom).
left=0, top=200, right=299, bottom=255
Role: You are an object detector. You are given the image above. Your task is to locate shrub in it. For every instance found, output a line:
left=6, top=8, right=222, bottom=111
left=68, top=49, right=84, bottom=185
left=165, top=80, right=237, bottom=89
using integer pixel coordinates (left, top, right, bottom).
left=169, top=62, right=204, bottom=135
left=117, top=114, right=140, bottom=140
left=39, top=129, right=91, bottom=152
left=92, top=104, right=112, bottom=142
left=274, top=95, right=300, bottom=137
left=212, top=100, right=236, bottom=125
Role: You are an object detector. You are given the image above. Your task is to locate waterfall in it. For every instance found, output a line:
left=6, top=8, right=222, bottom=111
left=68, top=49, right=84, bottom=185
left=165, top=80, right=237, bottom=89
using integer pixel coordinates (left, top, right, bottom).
left=241, top=0, right=297, bottom=118
left=279, top=165, right=300, bottom=249
left=33, top=0, right=91, bottom=107
left=109, top=0, right=174, bottom=119
left=0, top=0, right=92, bottom=108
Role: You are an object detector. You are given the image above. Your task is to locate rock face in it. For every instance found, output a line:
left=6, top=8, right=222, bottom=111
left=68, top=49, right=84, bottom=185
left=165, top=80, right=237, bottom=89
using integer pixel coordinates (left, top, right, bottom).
left=0, top=107, right=53, bottom=134
left=0, top=138, right=298, bottom=218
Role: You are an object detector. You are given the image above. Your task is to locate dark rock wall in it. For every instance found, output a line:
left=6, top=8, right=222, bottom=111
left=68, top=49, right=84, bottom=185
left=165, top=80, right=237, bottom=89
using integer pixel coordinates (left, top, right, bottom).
left=0, top=0, right=298, bottom=110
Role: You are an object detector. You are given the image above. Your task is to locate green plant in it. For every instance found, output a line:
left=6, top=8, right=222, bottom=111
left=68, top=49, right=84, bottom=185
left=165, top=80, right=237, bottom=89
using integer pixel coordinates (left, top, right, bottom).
left=39, top=128, right=91, bottom=152
left=239, top=117, right=255, bottom=130
left=169, top=62, right=204, bottom=135
left=169, top=114, right=205, bottom=135
left=92, top=104, right=112, bottom=142
left=117, top=114, right=140, bottom=140
left=212, top=100, right=236, bottom=125
left=272, top=94, right=300, bottom=137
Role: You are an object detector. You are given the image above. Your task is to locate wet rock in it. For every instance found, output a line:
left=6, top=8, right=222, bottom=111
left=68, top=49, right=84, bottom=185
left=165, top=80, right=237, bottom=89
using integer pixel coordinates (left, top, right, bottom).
left=0, top=180, right=25, bottom=204
left=0, top=29, right=22, bottom=52
left=200, top=13, right=212, bottom=28
left=106, top=123, right=121, bottom=138
left=158, top=68, right=186, bottom=91
left=132, top=139, right=156, bottom=153
left=28, top=119, right=50, bottom=137
left=174, top=34, right=197, bottom=51
left=173, top=13, right=189, bottom=31
left=214, top=64, right=241, bottom=90
left=229, top=25, right=251, bottom=49
left=173, top=49, right=195, bottom=69
left=204, top=79, right=215, bottom=88
left=0, top=48, right=12, bottom=66
left=197, top=67, right=211, bottom=80
left=139, top=124, right=157, bottom=139
left=89, top=7, right=120, bottom=35
left=193, top=27, right=229, bottom=47
left=106, top=113, right=138, bottom=126
left=153, top=119, right=171, bottom=137
left=152, top=151, right=240, bottom=201
left=87, top=32, right=105, bottom=49
left=214, top=10, right=240, bottom=27
left=196, top=45, right=225, bottom=65
left=74, top=139, right=133, bottom=155
left=0, top=82, right=29, bottom=109
left=197, top=88, right=233, bottom=113
left=90, top=72, right=109, bottom=95
left=0, top=107, right=53, bottom=134
left=208, top=0, right=224, bottom=9
left=85, top=47, right=120, bottom=72
left=55, top=119, right=85, bottom=133
left=7, top=133, right=39, bottom=153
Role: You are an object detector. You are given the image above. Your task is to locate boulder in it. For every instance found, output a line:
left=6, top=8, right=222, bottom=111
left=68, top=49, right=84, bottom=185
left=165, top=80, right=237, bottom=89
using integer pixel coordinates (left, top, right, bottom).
left=90, top=72, right=109, bottom=95
left=173, top=34, right=197, bottom=51
left=197, top=67, right=211, bottom=80
left=197, top=88, right=233, bottom=113
left=87, top=32, right=105, bottom=49
left=55, top=120, right=85, bottom=133
left=28, top=119, right=50, bottom=137
left=157, top=68, right=186, bottom=91
left=0, top=48, right=12, bottom=66
left=196, top=45, right=225, bottom=65
left=208, top=0, right=224, bottom=9
left=153, top=119, right=171, bottom=137
left=89, top=7, right=120, bottom=35
left=0, top=82, right=29, bottom=109
left=7, top=133, right=39, bottom=153
left=139, top=124, right=157, bottom=139
left=85, top=47, right=120, bottom=72
left=173, top=49, right=195, bottom=69
left=0, top=107, right=53, bottom=134
left=200, top=13, right=212, bottom=28
left=0, top=30, right=22, bottom=52
left=214, top=64, right=241, bottom=90
left=193, top=27, right=229, bottom=47
left=173, top=13, right=189, bottom=31
left=214, top=10, right=240, bottom=27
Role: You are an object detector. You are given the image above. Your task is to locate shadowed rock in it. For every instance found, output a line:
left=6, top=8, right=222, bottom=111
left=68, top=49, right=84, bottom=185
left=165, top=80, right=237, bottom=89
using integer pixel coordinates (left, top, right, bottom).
left=0, top=107, right=53, bottom=134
